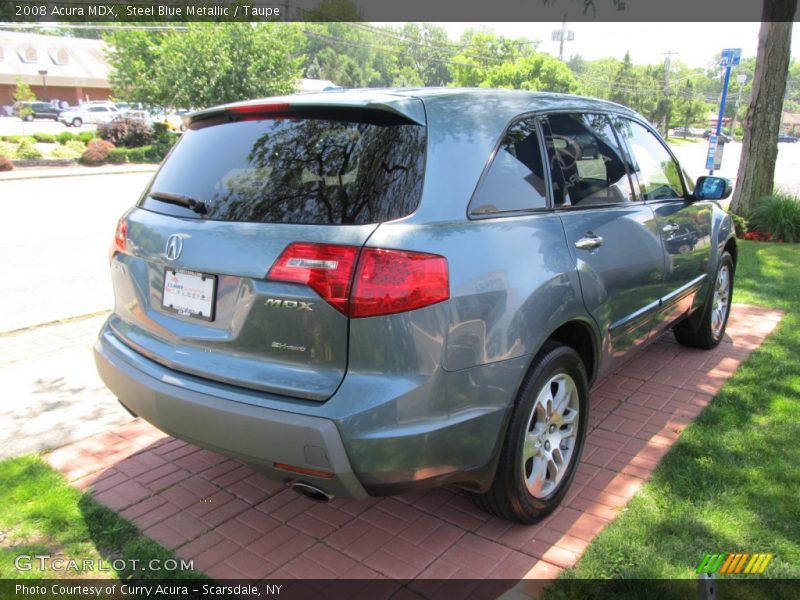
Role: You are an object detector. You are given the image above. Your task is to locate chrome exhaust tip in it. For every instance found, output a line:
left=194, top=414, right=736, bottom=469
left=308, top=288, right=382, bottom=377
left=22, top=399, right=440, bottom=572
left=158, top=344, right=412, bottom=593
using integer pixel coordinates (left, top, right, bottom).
left=290, top=481, right=334, bottom=503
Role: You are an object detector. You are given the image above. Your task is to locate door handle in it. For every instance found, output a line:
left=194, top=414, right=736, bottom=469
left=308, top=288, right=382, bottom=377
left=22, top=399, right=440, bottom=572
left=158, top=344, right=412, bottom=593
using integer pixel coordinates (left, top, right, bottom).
left=662, top=222, right=680, bottom=234
left=574, top=234, right=604, bottom=250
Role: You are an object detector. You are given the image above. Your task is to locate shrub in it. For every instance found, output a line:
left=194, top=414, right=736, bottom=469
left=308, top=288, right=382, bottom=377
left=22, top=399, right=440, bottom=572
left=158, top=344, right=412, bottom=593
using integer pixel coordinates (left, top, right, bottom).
left=98, top=116, right=155, bottom=148
left=78, top=131, right=95, bottom=144
left=32, top=132, right=57, bottom=143
left=126, top=146, right=149, bottom=163
left=2, top=135, right=34, bottom=144
left=48, top=145, right=81, bottom=159
left=152, top=122, right=170, bottom=139
left=65, top=140, right=86, bottom=154
left=14, top=139, right=42, bottom=160
left=149, top=140, right=176, bottom=162
left=107, top=147, right=129, bottom=163
left=729, top=213, right=749, bottom=238
left=57, top=131, right=77, bottom=145
left=0, top=141, right=15, bottom=158
left=0, top=156, right=13, bottom=171
left=749, top=193, right=800, bottom=243
left=80, top=139, right=115, bottom=166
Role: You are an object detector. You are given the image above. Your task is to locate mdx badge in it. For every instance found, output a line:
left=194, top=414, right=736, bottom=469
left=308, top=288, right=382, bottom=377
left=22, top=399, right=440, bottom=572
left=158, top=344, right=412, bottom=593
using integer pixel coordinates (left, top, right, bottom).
left=265, top=298, right=313, bottom=312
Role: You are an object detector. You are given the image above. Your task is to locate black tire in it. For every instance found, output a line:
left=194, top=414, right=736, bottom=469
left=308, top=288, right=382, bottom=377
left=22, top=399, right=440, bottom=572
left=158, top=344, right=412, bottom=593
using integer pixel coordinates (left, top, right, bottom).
left=72, top=118, right=82, bottom=127
left=674, top=251, right=734, bottom=349
left=24, top=114, right=33, bottom=122
left=471, top=342, right=589, bottom=524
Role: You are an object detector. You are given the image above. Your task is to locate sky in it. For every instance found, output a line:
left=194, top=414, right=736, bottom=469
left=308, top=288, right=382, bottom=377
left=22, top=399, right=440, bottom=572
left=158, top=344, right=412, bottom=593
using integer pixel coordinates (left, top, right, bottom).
left=399, top=22, right=800, bottom=69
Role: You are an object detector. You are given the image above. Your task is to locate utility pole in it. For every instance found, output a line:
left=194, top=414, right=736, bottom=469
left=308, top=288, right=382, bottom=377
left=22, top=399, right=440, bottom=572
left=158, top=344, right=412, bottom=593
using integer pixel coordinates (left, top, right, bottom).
left=661, top=51, right=678, bottom=135
left=552, top=15, right=574, bottom=61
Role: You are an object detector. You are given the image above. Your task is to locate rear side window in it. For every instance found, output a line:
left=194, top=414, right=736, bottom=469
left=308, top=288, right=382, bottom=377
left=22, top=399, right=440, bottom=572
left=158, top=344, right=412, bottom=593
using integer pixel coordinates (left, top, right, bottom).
left=139, top=114, right=426, bottom=225
left=469, top=118, right=548, bottom=216
left=543, top=113, right=634, bottom=207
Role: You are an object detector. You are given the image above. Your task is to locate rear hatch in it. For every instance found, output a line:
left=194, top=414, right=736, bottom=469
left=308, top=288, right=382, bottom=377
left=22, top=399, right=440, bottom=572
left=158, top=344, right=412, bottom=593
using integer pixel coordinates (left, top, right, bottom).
left=108, top=98, right=427, bottom=401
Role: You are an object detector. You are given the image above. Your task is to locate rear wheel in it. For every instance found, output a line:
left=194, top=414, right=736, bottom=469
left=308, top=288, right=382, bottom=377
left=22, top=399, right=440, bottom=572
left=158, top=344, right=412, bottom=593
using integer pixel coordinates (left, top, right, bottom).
left=471, top=342, right=588, bottom=524
left=24, top=114, right=33, bottom=122
left=674, top=251, right=734, bottom=349
left=71, top=118, right=82, bottom=127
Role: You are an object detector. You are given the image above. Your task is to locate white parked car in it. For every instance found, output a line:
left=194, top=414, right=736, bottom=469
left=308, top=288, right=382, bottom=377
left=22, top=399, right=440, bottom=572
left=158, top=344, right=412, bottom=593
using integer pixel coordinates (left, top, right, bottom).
left=59, top=105, right=120, bottom=127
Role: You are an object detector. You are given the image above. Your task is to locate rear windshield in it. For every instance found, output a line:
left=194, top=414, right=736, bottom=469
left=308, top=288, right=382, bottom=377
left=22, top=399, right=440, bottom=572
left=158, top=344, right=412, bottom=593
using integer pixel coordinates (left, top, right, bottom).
left=139, top=113, right=426, bottom=225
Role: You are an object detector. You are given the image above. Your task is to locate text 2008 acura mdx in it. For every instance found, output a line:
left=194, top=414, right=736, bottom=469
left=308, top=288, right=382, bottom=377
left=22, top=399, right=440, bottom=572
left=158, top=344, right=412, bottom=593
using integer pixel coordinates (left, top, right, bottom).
left=95, top=89, right=736, bottom=523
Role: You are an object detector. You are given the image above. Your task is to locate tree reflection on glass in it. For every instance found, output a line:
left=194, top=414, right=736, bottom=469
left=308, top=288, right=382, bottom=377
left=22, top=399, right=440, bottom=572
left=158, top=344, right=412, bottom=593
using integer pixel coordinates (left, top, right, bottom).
left=209, top=118, right=426, bottom=225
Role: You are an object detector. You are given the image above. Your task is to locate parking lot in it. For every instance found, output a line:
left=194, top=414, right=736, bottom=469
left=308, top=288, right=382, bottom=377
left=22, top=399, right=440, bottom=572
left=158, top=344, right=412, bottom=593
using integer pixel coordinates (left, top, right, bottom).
left=0, top=115, right=97, bottom=137
left=670, top=139, right=800, bottom=196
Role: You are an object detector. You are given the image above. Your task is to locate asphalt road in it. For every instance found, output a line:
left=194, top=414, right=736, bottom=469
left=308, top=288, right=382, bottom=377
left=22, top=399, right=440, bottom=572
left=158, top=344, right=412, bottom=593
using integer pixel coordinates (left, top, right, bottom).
left=670, top=139, right=800, bottom=195
left=0, top=172, right=153, bottom=332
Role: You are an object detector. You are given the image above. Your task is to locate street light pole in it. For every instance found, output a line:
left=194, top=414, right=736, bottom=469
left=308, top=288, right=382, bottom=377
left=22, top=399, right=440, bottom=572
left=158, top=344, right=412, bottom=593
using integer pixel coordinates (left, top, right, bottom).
left=38, top=69, right=48, bottom=101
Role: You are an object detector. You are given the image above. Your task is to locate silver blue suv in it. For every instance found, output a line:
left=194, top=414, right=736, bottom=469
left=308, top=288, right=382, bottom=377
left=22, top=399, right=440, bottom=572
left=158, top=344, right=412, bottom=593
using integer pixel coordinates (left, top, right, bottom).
left=95, top=89, right=736, bottom=523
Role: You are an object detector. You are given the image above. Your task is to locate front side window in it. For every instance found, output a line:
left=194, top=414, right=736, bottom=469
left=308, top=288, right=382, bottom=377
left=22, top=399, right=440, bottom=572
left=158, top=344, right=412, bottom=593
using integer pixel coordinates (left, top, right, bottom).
left=615, top=119, right=685, bottom=200
left=543, top=113, right=634, bottom=207
left=469, top=118, right=548, bottom=216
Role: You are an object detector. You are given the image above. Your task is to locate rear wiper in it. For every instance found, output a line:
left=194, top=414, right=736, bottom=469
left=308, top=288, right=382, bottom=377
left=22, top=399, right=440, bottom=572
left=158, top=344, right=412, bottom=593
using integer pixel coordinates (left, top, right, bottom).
left=149, top=191, right=207, bottom=214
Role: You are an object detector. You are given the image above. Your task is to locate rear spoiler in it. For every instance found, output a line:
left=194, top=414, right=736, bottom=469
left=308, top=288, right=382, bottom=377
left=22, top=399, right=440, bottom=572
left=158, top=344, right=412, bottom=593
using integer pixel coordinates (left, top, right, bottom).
left=185, top=93, right=426, bottom=127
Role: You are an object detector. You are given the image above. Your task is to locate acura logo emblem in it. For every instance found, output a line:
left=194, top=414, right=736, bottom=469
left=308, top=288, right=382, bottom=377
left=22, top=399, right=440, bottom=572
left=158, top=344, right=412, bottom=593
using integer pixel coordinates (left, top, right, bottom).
left=165, top=235, right=183, bottom=261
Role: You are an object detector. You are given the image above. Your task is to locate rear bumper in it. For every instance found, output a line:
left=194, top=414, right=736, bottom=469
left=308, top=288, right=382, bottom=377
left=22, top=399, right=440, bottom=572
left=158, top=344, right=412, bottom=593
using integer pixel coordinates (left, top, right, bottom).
left=94, top=328, right=368, bottom=500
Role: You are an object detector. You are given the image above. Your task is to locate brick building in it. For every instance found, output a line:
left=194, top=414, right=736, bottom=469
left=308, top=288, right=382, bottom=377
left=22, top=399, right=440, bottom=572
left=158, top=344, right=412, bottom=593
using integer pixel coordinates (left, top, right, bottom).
left=0, top=31, right=112, bottom=109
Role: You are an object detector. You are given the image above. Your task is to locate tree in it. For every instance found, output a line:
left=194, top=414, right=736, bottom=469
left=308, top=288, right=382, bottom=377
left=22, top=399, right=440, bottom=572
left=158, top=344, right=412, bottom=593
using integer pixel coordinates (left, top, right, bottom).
left=13, top=79, right=36, bottom=121
left=481, top=53, right=577, bottom=93
left=674, top=79, right=710, bottom=133
left=103, top=29, right=166, bottom=104
left=105, top=24, right=303, bottom=108
left=730, top=1, right=796, bottom=216
left=450, top=28, right=526, bottom=87
left=393, top=23, right=452, bottom=87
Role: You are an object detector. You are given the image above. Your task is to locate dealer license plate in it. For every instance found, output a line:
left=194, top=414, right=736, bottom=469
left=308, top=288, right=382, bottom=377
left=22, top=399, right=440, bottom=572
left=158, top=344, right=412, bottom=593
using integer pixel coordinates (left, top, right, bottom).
left=162, top=269, right=217, bottom=321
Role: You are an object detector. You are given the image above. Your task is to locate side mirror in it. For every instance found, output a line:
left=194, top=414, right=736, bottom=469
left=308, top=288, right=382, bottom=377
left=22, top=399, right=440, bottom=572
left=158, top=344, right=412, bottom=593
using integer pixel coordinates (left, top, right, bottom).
left=694, top=176, right=732, bottom=201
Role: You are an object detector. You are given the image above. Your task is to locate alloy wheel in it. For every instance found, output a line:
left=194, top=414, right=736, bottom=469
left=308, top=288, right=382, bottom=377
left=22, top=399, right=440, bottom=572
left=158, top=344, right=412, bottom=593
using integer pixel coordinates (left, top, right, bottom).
left=711, top=264, right=731, bottom=340
left=522, top=373, right=580, bottom=499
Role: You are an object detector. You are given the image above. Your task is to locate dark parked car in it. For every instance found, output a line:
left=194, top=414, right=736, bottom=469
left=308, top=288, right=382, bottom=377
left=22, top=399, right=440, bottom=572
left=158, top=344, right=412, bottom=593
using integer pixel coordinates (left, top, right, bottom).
left=778, top=133, right=798, bottom=143
left=673, top=126, right=704, bottom=137
left=12, top=101, right=61, bottom=121
left=95, top=89, right=736, bottom=523
left=702, top=129, right=732, bottom=143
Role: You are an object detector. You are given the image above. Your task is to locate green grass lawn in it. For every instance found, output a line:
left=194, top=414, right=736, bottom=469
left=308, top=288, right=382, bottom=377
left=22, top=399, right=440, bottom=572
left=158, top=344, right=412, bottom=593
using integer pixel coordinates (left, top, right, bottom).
left=0, top=455, right=201, bottom=581
left=666, top=136, right=705, bottom=147
left=548, top=240, right=800, bottom=597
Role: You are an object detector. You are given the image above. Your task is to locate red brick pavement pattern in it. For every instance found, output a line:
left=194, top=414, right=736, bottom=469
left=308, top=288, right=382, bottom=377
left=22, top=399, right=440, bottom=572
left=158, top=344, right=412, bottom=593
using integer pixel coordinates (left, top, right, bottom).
left=46, top=305, right=782, bottom=585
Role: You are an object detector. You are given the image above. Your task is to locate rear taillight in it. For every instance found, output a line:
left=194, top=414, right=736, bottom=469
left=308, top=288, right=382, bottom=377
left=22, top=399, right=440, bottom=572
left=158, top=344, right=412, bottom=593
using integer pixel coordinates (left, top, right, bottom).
left=110, top=218, right=127, bottom=260
left=267, top=243, right=360, bottom=314
left=351, top=248, right=449, bottom=318
left=267, top=243, right=449, bottom=318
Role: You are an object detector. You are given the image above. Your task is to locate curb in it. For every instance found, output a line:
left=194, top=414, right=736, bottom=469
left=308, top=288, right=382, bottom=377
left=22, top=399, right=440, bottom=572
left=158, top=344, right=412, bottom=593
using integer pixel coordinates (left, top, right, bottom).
left=0, top=309, right=110, bottom=337
left=0, top=164, right=158, bottom=181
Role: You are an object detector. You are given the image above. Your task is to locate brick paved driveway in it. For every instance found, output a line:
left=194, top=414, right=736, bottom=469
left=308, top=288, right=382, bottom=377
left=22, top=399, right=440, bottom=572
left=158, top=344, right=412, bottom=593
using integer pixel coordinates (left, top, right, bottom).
left=45, top=304, right=782, bottom=591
